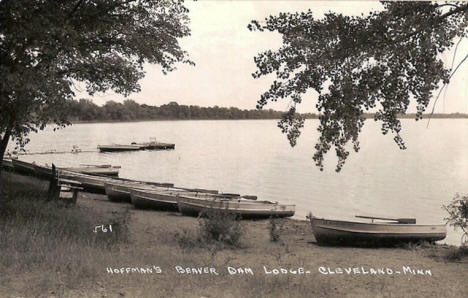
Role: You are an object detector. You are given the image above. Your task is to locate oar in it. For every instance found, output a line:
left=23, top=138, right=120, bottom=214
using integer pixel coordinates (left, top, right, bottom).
left=219, top=193, right=240, bottom=198
left=79, top=164, right=116, bottom=168
left=176, top=187, right=219, bottom=194
left=355, top=215, right=416, bottom=224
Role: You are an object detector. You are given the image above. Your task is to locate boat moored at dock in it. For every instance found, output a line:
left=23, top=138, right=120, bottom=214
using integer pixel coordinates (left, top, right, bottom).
left=97, top=144, right=142, bottom=152
left=133, top=141, right=175, bottom=150
left=97, top=141, right=175, bottom=152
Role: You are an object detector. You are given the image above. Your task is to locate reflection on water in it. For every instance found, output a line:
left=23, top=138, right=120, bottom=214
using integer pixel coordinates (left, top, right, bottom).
left=15, top=119, right=468, bottom=245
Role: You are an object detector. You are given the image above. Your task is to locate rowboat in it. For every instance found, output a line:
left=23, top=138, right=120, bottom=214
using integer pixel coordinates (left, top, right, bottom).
left=308, top=214, right=447, bottom=246
left=12, top=159, right=36, bottom=176
left=2, top=159, right=15, bottom=172
left=130, top=188, right=185, bottom=211
left=104, top=173, right=223, bottom=201
left=177, top=195, right=295, bottom=218
left=62, top=165, right=120, bottom=177
left=59, top=171, right=113, bottom=194
left=104, top=181, right=147, bottom=202
left=33, top=163, right=54, bottom=179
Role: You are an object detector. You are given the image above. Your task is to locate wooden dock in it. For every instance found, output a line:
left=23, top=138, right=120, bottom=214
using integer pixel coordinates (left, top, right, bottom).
left=135, top=142, right=175, bottom=150
left=98, top=142, right=175, bottom=152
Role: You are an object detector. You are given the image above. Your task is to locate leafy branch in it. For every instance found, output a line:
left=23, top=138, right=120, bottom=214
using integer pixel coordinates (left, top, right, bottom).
left=443, top=193, right=468, bottom=246
left=250, top=1, right=468, bottom=172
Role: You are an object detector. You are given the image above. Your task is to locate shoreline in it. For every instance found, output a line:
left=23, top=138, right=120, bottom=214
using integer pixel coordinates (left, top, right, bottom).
left=1, top=174, right=466, bottom=297
left=67, top=116, right=468, bottom=125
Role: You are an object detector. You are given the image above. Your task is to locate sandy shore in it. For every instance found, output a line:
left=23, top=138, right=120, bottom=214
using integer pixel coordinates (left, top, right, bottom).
left=68, top=192, right=467, bottom=297
left=1, top=174, right=466, bottom=297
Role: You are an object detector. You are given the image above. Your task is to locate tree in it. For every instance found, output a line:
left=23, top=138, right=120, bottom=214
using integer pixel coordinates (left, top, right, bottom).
left=249, top=1, right=468, bottom=171
left=0, top=0, right=192, bottom=191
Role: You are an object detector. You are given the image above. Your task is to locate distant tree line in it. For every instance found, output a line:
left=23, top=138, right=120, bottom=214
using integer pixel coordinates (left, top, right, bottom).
left=65, top=99, right=318, bottom=121
left=64, top=99, right=467, bottom=122
left=362, top=113, right=468, bottom=119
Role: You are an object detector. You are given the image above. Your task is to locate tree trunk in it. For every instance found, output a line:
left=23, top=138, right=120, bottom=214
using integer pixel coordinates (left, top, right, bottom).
left=0, top=126, right=13, bottom=203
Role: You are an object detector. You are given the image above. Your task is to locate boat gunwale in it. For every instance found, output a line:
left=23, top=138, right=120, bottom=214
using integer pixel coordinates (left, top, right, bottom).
left=130, top=190, right=179, bottom=204
left=178, top=194, right=295, bottom=207
left=178, top=199, right=296, bottom=212
left=310, top=217, right=447, bottom=228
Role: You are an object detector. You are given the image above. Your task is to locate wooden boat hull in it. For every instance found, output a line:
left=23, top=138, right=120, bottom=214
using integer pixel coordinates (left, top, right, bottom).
left=309, top=217, right=447, bottom=246
left=60, top=171, right=110, bottom=194
left=178, top=196, right=295, bottom=219
left=63, top=166, right=120, bottom=177
left=32, top=164, right=55, bottom=180
left=130, top=189, right=180, bottom=211
left=12, top=159, right=36, bottom=176
left=2, top=159, right=15, bottom=172
left=104, top=182, right=141, bottom=203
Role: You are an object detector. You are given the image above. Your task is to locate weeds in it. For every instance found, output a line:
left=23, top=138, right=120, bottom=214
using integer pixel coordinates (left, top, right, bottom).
left=176, top=228, right=201, bottom=250
left=175, top=208, right=245, bottom=250
left=444, top=246, right=468, bottom=262
left=402, top=240, right=435, bottom=251
left=269, top=216, right=285, bottom=242
left=0, top=176, right=129, bottom=295
left=198, top=208, right=244, bottom=248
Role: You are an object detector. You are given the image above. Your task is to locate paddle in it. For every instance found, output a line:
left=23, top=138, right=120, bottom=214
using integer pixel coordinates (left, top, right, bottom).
left=355, top=215, right=416, bottom=224
left=79, top=164, right=113, bottom=168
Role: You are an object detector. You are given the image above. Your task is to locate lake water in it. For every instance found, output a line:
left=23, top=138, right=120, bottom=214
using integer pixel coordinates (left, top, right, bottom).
left=14, top=119, right=468, bottom=245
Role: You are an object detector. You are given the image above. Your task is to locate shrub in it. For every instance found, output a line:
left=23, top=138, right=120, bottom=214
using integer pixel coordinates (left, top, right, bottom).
left=198, top=208, right=244, bottom=248
left=443, top=193, right=468, bottom=246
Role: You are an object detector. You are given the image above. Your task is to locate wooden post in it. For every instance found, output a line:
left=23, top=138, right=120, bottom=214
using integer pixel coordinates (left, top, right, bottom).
left=47, top=164, right=60, bottom=201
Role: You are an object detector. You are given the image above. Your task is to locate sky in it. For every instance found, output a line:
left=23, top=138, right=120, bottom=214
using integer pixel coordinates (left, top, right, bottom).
left=80, top=0, right=468, bottom=114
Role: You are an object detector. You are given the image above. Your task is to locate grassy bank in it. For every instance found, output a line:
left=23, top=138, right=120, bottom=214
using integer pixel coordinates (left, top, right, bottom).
left=0, top=173, right=467, bottom=297
left=0, top=174, right=129, bottom=297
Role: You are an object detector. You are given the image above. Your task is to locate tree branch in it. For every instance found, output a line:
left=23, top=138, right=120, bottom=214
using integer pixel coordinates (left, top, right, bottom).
left=68, top=0, right=85, bottom=17
left=438, top=3, right=468, bottom=20
left=436, top=4, right=460, bottom=10
left=427, top=53, right=468, bottom=127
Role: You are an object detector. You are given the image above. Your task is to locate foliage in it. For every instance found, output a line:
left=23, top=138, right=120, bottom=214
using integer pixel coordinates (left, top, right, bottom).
left=443, top=193, right=468, bottom=246
left=65, top=99, right=293, bottom=121
left=0, top=0, right=192, bottom=171
left=198, top=208, right=244, bottom=248
left=249, top=2, right=468, bottom=171
left=174, top=209, right=245, bottom=250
